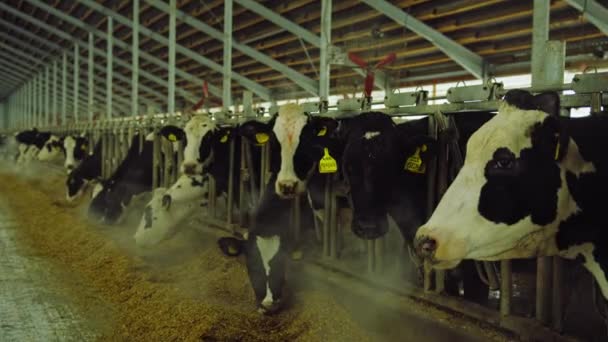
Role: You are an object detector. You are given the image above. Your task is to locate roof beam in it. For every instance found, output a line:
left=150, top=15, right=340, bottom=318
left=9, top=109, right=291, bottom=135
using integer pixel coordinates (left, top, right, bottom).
left=1, top=1, right=201, bottom=105
left=72, top=0, right=271, bottom=100
left=360, top=0, right=485, bottom=79
left=146, top=0, right=318, bottom=96
left=0, top=24, right=157, bottom=108
left=0, top=60, right=122, bottom=115
left=565, top=0, right=608, bottom=36
left=235, top=0, right=320, bottom=47
left=236, top=0, right=387, bottom=90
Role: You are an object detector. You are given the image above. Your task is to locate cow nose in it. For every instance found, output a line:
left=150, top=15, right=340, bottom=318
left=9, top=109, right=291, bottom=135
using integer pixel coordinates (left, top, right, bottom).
left=278, top=181, right=297, bottom=197
left=415, top=236, right=437, bottom=258
left=162, top=194, right=172, bottom=210
left=67, top=164, right=74, bottom=171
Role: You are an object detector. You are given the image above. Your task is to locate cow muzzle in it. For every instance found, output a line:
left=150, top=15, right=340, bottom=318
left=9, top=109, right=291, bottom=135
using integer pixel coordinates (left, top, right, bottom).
left=414, top=227, right=467, bottom=270
left=181, top=162, right=200, bottom=176
left=276, top=180, right=299, bottom=198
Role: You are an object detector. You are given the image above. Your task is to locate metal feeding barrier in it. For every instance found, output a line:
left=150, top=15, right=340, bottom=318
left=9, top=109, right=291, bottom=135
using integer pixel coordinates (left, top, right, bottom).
left=23, top=68, right=608, bottom=342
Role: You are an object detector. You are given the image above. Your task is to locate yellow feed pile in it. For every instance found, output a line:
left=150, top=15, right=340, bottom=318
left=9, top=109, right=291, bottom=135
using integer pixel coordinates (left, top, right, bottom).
left=0, top=172, right=370, bottom=342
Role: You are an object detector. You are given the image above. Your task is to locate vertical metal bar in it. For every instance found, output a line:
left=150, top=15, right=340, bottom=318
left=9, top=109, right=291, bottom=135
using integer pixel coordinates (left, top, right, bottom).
left=62, top=52, right=67, bottom=125
left=319, top=0, right=332, bottom=106
left=531, top=0, right=550, bottom=89
left=45, top=66, right=50, bottom=126
left=106, top=17, right=113, bottom=120
left=73, top=43, right=80, bottom=122
left=38, top=73, right=43, bottom=127
left=323, top=175, right=331, bottom=257
left=168, top=0, right=176, bottom=115
left=132, top=0, right=139, bottom=117
left=552, top=256, right=563, bottom=332
left=223, top=0, right=233, bottom=110
left=500, top=260, right=512, bottom=316
left=227, top=138, right=236, bottom=226
left=88, top=32, right=94, bottom=122
left=53, top=60, right=58, bottom=126
left=536, top=256, right=552, bottom=325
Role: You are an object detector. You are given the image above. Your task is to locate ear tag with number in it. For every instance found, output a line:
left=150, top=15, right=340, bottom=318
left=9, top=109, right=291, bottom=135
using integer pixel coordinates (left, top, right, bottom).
left=554, top=141, right=560, bottom=161
left=255, top=133, right=269, bottom=145
left=319, top=148, right=338, bottom=174
left=405, top=146, right=426, bottom=174
left=220, top=134, right=229, bottom=143
left=168, top=133, right=178, bottom=142
left=317, top=126, right=327, bottom=136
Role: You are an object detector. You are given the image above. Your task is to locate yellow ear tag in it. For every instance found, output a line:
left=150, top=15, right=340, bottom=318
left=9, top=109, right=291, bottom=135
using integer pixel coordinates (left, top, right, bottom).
left=168, top=133, right=177, bottom=142
left=317, top=126, right=327, bottom=137
left=81, top=144, right=87, bottom=151
left=554, top=141, right=560, bottom=161
left=255, top=133, right=269, bottom=145
left=220, top=134, right=229, bottom=143
left=319, top=148, right=338, bottom=174
left=405, top=147, right=426, bottom=174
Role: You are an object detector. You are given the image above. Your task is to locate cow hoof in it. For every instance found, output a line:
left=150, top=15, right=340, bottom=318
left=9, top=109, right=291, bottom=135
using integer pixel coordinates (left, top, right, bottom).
left=291, top=250, right=303, bottom=260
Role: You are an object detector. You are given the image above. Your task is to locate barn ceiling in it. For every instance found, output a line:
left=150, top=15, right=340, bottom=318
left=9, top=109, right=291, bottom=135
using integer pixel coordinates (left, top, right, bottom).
left=0, top=0, right=607, bottom=114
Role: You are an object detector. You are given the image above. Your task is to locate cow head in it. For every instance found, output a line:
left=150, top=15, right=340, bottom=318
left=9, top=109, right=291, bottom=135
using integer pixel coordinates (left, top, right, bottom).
left=88, top=179, right=127, bottom=224
left=64, top=136, right=88, bottom=172
left=159, top=115, right=217, bottom=176
left=240, top=103, right=339, bottom=198
left=342, top=113, right=436, bottom=240
left=415, top=90, right=585, bottom=270
left=66, top=171, right=87, bottom=201
left=134, top=176, right=208, bottom=247
left=38, top=135, right=65, bottom=161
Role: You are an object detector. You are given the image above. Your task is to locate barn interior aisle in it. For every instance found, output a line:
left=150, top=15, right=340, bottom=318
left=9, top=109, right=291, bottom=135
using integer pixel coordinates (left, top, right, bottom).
left=0, top=168, right=510, bottom=341
left=0, top=199, right=103, bottom=341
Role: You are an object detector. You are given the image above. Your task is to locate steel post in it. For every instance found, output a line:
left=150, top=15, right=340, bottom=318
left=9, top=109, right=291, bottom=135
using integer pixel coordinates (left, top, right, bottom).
left=132, top=0, right=139, bottom=117
left=500, top=260, right=512, bottom=316
left=531, top=0, right=550, bottom=89
left=88, top=32, right=94, bottom=122
left=45, top=66, right=50, bottom=126
left=52, top=60, right=58, bottom=126
left=106, top=17, right=113, bottom=120
left=62, top=52, right=67, bottom=125
left=226, top=138, right=236, bottom=226
left=319, top=0, right=331, bottom=104
left=223, top=0, right=233, bottom=109
left=73, top=43, right=79, bottom=122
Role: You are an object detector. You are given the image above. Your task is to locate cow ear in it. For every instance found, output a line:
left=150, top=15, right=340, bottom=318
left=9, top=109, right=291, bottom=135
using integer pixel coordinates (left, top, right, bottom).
left=239, top=120, right=272, bottom=145
left=215, top=126, right=234, bottom=144
left=159, top=125, right=185, bottom=142
left=311, top=117, right=339, bottom=137
left=404, top=135, right=438, bottom=161
left=534, top=92, right=560, bottom=117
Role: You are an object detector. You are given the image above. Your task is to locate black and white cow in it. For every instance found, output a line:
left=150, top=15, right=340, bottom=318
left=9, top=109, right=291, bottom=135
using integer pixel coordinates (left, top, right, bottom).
left=88, top=134, right=154, bottom=224
left=15, top=128, right=52, bottom=164
left=37, top=134, right=65, bottom=163
left=66, top=140, right=102, bottom=202
left=215, top=104, right=342, bottom=314
left=415, top=89, right=608, bottom=300
left=63, top=135, right=89, bottom=172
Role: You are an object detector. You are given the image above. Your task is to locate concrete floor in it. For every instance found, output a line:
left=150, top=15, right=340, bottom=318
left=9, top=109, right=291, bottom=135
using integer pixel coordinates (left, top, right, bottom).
left=0, top=200, right=99, bottom=342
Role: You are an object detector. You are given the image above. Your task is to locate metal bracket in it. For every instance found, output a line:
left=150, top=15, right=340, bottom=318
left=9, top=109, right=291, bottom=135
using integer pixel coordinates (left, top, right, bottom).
left=571, top=72, right=608, bottom=94
left=384, top=90, right=429, bottom=108
left=337, top=98, right=364, bottom=111
left=446, top=82, right=504, bottom=103
left=301, top=102, right=321, bottom=114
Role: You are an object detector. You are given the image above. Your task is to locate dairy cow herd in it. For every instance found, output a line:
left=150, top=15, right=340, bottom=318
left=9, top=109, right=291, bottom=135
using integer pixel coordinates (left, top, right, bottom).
left=1, top=89, right=607, bottom=315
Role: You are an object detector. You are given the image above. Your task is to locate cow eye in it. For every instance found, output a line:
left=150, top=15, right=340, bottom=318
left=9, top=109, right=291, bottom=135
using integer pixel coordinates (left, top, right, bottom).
left=494, top=159, right=514, bottom=169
